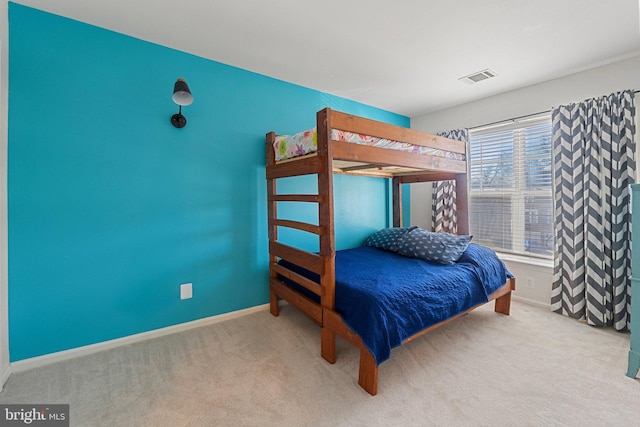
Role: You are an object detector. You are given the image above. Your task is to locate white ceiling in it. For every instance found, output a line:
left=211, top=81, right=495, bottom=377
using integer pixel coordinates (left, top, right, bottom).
left=13, top=0, right=640, bottom=117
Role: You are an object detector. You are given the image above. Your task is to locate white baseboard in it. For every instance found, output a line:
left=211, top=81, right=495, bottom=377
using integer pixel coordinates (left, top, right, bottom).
left=0, top=362, right=10, bottom=390
left=11, top=303, right=270, bottom=373
left=512, top=295, right=550, bottom=310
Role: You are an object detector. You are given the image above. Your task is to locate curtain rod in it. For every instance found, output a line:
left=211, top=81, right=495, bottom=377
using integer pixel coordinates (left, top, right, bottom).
left=470, top=89, right=640, bottom=131
left=469, top=110, right=550, bottom=131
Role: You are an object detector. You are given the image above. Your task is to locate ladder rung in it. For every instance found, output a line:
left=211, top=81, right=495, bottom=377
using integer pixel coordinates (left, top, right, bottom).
left=273, top=219, right=321, bottom=235
left=269, top=194, right=320, bottom=203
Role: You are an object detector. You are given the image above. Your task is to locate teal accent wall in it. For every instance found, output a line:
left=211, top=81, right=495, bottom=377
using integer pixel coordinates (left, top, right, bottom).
left=7, top=3, right=409, bottom=361
left=403, top=185, right=411, bottom=226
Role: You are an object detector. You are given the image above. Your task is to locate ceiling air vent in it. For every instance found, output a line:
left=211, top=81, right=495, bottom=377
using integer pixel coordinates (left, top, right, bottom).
left=458, top=69, right=498, bottom=85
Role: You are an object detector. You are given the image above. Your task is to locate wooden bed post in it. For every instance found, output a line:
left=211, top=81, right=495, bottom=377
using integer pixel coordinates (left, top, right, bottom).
left=266, top=131, right=280, bottom=317
left=317, top=108, right=337, bottom=364
left=495, top=277, right=516, bottom=315
left=455, top=173, right=469, bottom=235
left=392, top=177, right=402, bottom=227
left=358, top=349, right=378, bottom=396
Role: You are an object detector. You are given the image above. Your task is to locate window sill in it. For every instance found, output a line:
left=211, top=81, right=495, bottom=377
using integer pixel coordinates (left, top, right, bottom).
left=496, top=252, right=554, bottom=269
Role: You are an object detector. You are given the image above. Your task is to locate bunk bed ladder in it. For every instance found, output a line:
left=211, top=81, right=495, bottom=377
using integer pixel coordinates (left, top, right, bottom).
left=266, top=110, right=371, bottom=390
left=266, top=132, right=323, bottom=322
left=265, top=116, right=337, bottom=353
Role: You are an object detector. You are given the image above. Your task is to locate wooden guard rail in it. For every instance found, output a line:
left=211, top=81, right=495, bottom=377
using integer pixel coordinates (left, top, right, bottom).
left=330, top=110, right=466, bottom=154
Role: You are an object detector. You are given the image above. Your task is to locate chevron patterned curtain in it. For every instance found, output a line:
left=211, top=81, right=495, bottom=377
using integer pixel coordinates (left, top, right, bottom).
left=432, top=179, right=457, bottom=233
left=432, top=129, right=468, bottom=233
left=551, top=90, right=636, bottom=330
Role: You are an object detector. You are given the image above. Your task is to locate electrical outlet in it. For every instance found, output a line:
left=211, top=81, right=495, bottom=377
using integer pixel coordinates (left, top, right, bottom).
left=180, top=283, right=193, bottom=300
left=526, top=278, right=535, bottom=289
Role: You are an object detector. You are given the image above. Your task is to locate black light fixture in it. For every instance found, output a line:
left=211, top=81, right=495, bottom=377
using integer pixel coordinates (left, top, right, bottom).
left=171, top=78, right=193, bottom=128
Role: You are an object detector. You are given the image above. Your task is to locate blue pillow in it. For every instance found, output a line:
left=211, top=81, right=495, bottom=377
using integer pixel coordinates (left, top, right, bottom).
left=397, top=228, right=471, bottom=264
left=363, top=227, right=415, bottom=253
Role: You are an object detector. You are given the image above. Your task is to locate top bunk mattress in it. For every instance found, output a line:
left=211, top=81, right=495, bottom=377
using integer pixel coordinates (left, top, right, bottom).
left=274, top=128, right=465, bottom=162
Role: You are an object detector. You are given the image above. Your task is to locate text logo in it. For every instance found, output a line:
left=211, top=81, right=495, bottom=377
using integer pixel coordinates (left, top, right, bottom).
left=0, top=405, right=69, bottom=427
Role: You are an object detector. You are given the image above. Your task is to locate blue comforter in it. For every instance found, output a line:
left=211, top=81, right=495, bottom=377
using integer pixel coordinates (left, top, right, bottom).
left=280, top=243, right=510, bottom=365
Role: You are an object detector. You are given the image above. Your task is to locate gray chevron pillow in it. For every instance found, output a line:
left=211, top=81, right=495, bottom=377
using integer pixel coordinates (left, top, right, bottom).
left=397, top=228, right=471, bottom=264
left=364, top=227, right=416, bottom=252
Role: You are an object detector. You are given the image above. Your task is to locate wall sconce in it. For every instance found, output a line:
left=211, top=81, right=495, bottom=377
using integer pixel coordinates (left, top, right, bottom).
left=171, top=78, right=193, bottom=128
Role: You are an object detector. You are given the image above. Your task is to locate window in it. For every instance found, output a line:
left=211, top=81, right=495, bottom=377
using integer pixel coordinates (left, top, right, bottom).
left=468, top=115, right=553, bottom=258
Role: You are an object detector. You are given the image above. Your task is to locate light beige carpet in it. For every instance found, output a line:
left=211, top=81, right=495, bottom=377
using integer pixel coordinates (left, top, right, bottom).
left=1, top=301, right=639, bottom=426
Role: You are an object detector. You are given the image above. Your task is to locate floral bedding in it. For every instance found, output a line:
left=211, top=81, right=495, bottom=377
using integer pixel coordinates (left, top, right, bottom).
left=274, top=128, right=465, bottom=161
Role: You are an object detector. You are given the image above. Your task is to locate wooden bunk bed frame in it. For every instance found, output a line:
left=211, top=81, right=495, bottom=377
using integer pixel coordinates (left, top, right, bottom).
left=265, top=108, right=516, bottom=395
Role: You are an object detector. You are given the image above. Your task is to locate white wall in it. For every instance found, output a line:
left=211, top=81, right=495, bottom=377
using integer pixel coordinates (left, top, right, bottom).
left=409, top=182, right=433, bottom=230
left=412, top=55, right=640, bottom=133
left=0, top=0, right=9, bottom=389
left=410, top=55, right=640, bottom=308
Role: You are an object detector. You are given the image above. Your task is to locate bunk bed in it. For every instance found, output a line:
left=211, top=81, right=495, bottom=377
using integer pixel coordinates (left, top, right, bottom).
left=265, top=108, right=516, bottom=395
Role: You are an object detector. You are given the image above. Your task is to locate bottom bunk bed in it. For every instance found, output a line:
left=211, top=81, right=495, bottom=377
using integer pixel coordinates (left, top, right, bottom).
left=270, top=227, right=515, bottom=395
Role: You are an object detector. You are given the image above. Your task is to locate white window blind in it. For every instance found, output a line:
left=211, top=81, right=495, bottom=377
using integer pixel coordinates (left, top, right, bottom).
left=468, top=115, right=553, bottom=258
